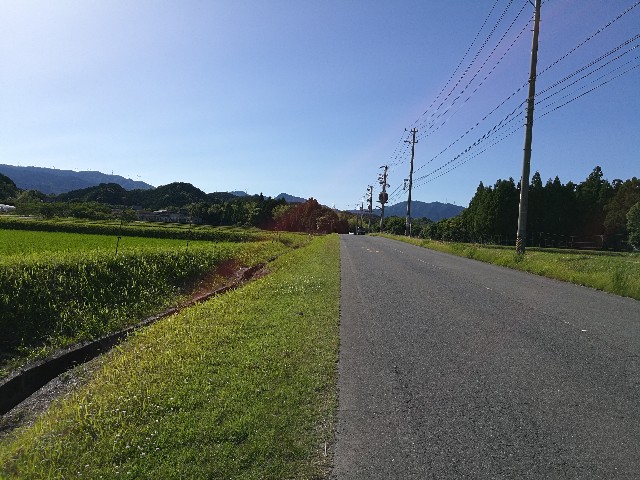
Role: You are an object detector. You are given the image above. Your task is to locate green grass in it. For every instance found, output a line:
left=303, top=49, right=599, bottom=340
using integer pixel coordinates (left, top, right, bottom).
left=0, top=228, right=308, bottom=377
left=380, top=234, right=640, bottom=300
left=0, top=234, right=340, bottom=479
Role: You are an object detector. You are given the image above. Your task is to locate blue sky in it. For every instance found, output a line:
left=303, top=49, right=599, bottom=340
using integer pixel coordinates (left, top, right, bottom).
left=1, top=0, right=638, bottom=210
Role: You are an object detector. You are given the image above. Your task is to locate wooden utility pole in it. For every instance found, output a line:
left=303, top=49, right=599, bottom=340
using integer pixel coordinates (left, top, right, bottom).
left=378, top=165, right=389, bottom=232
left=516, top=0, right=541, bottom=255
left=367, top=185, right=373, bottom=231
left=405, top=128, right=418, bottom=237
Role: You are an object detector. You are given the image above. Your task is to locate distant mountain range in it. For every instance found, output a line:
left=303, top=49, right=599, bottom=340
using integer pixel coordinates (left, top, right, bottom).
left=0, top=164, right=154, bottom=194
left=378, top=201, right=464, bottom=221
left=275, top=193, right=307, bottom=203
left=230, top=192, right=307, bottom=203
left=349, top=201, right=463, bottom=221
left=0, top=165, right=311, bottom=205
left=0, top=164, right=462, bottom=219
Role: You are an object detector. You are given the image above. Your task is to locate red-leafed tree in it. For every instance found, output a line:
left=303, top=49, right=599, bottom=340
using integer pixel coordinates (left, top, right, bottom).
left=274, top=198, right=348, bottom=233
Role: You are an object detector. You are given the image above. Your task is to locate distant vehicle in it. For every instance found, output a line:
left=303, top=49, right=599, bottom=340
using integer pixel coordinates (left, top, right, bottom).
left=356, top=226, right=366, bottom=235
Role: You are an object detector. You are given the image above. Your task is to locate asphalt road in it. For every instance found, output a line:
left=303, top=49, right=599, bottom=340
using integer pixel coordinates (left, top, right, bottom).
left=331, top=235, right=639, bottom=479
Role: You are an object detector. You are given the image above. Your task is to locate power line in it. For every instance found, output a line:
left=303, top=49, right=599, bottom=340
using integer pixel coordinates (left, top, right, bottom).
left=537, top=34, right=640, bottom=99
left=414, top=99, right=525, bottom=177
left=371, top=1, right=640, bottom=210
left=412, top=119, right=524, bottom=190
left=536, top=1, right=640, bottom=78
left=417, top=16, right=531, bottom=142
left=414, top=0, right=503, bottom=124
left=413, top=109, right=524, bottom=184
left=408, top=3, right=640, bottom=193
left=537, top=45, right=640, bottom=107
left=537, top=61, right=640, bottom=119
left=409, top=45, right=640, bottom=192
left=417, top=1, right=530, bottom=137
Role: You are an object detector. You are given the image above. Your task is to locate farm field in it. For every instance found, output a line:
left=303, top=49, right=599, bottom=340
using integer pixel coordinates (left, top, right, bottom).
left=0, top=216, right=270, bottom=243
left=0, top=223, right=307, bottom=377
left=0, top=234, right=340, bottom=479
left=381, top=234, right=640, bottom=300
left=0, top=229, right=223, bottom=258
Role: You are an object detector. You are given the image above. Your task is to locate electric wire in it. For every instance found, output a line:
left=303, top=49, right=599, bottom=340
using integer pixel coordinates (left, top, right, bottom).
left=536, top=1, right=640, bottom=78
left=412, top=118, right=525, bottom=190
left=414, top=109, right=525, bottom=184
left=416, top=15, right=531, bottom=144
left=407, top=3, right=640, bottom=194
left=537, top=43, right=640, bottom=107
left=378, top=1, right=530, bottom=201
left=413, top=0, right=502, bottom=125
left=536, top=34, right=640, bottom=98
left=537, top=61, right=640, bottom=119
left=370, top=1, right=640, bottom=210
left=417, top=0, right=529, bottom=137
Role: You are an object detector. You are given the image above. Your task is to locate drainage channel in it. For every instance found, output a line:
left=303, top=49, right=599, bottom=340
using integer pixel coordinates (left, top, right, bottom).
left=0, top=263, right=265, bottom=416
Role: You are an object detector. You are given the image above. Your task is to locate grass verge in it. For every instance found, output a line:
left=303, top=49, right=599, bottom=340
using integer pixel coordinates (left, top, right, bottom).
left=0, top=234, right=340, bottom=479
left=379, top=234, right=640, bottom=300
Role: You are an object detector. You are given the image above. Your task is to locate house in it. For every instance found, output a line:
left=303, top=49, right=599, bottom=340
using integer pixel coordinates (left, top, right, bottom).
left=135, top=209, right=193, bottom=224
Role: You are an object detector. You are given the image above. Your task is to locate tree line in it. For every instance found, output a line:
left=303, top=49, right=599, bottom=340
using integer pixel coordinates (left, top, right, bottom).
left=0, top=175, right=353, bottom=234
left=421, top=166, right=640, bottom=250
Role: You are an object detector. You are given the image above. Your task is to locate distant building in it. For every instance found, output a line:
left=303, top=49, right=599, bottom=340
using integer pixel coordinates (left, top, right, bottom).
left=0, top=204, right=16, bottom=213
left=135, top=209, right=194, bottom=224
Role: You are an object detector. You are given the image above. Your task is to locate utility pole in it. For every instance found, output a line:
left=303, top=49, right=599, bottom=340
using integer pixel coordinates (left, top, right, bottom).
left=405, top=128, right=418, bottom=237
left=378, top=165, right=389, bottom=232
left=516, top=0, right=541, bottom=255
left=367, top=185, right=373, bottom=232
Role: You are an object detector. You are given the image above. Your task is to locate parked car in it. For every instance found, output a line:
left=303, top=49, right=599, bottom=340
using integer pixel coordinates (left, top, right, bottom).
left=356, top=226, right=366, bottom=235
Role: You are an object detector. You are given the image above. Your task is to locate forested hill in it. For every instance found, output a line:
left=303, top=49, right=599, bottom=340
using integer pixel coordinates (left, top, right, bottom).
left=56, top=182, right=242, bottom=210
left=0, top=165, right=153, bottom=194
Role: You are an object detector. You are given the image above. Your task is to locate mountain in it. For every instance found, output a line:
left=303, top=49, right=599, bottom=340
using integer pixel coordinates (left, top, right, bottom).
left=0, top=173, right=18, bottom=201
left=375, top=201, right=464, bottom=222
left=56, top=183, right=130, bottom=205
left=53, top=182, right=303, bottom=210
left=275, top=193, right=306, bottom=203
left=0, top=164, right=154, bottom=194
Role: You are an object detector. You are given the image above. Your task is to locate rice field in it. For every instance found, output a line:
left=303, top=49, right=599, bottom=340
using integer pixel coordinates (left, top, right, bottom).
left=0, top=229, right=215, bottom=258
left=0, top=226, right=302, bottom=376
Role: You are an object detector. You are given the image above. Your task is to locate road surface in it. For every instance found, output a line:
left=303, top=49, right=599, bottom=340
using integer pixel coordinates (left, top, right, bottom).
left=332, top=235, right=639, bottom=479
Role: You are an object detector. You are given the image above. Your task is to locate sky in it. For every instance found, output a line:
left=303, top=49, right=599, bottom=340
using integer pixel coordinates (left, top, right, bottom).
left=1, top=0, right=638, bottom=210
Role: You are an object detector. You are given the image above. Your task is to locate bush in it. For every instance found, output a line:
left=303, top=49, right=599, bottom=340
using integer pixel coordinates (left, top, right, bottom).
left=627, top=202, right=640, bottom=250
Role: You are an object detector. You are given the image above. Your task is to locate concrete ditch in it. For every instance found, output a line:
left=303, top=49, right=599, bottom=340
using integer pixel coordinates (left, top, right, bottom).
left=0, top=263, right=265, bottom=416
